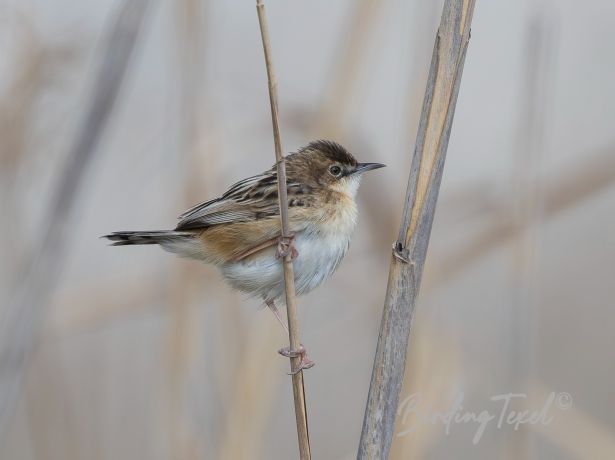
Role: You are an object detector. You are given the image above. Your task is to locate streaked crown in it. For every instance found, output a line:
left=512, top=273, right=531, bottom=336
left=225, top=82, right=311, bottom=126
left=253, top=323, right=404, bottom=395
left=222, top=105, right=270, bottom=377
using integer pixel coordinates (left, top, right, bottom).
left=285, top=140, right=384, bottom=189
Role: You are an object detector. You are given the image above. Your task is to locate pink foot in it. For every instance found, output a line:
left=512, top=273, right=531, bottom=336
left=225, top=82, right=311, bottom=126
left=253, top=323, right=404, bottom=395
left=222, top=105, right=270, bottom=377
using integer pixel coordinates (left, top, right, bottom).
left=278, top=344, right=315, bottom=374
left=276, top=234, right=298, bottom=259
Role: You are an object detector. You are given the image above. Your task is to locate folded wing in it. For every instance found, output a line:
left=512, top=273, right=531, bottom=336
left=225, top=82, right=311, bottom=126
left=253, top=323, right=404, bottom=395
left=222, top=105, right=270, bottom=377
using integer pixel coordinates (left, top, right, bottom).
left=175, top=170, right=309, bottom=263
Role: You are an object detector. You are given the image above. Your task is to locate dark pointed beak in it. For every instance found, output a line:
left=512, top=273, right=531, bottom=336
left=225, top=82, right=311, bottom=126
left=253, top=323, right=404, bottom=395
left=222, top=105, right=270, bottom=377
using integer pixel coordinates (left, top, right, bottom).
left=353, top=162, right=386, bottom=175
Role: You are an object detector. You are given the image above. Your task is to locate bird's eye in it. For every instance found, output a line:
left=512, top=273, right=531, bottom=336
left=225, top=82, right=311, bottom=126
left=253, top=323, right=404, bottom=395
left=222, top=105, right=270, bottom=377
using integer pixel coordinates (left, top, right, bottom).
left=329, top=165, right=342, bottom=177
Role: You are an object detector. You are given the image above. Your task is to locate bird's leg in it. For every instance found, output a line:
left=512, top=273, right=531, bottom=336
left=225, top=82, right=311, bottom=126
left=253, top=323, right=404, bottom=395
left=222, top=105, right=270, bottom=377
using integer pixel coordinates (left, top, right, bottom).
left=265, top=299, right=315, bottom=374
left=276, top=233, right=298, bottom=259
left=266, top=299, right=288, bottom=333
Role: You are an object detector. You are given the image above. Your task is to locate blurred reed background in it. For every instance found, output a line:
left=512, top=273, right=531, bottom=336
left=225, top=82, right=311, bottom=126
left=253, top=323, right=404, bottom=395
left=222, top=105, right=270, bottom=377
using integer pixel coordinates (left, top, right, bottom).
left=0, top=0, right=614, bottom=459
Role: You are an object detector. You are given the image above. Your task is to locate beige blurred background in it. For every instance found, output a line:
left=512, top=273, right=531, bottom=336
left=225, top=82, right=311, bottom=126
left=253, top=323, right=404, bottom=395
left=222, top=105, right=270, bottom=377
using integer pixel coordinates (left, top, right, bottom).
left=1, top=0, right=614, bottom=459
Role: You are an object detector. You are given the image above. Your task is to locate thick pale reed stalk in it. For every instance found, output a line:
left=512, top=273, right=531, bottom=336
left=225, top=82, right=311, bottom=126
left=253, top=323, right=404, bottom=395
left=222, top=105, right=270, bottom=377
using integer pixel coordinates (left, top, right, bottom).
left=357, top=1, right=476, bottom=458
left=255, top=1, right=311, bottom=459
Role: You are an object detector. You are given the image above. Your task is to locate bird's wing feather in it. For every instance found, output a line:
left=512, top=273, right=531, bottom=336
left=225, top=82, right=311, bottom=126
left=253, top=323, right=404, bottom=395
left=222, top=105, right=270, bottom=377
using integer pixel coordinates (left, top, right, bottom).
left=175, top=168, right=319, bottom=264
left=177, top=173, right=267, bottom=221
left=176, top=170, right=285, bottom=231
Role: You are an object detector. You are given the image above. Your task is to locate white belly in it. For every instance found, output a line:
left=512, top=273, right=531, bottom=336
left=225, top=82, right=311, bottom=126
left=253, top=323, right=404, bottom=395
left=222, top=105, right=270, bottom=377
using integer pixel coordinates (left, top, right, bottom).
left=221, top=227, right=353, bottom=303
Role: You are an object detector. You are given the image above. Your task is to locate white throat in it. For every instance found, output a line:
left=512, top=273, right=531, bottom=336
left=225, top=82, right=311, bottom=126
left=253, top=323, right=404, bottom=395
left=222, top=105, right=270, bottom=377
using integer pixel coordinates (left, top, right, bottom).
left=341, top=174, right=362, bottom=198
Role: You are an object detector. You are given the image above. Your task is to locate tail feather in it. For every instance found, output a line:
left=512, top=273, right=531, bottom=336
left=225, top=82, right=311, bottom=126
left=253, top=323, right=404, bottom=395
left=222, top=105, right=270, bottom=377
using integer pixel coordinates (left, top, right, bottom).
left=103, top=230, right=193, bottom=246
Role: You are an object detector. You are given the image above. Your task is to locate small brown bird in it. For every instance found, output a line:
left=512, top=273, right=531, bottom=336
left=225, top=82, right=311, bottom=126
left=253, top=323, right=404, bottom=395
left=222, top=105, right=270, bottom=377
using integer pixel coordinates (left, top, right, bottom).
left=104, top=140, right=384, bottom=372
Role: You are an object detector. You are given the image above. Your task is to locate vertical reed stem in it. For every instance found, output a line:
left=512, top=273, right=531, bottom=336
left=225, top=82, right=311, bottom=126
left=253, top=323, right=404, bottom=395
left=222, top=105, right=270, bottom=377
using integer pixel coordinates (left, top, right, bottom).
left=357, top=1, right=476, bottom=458
left=255, top=1, right=311, bottom=459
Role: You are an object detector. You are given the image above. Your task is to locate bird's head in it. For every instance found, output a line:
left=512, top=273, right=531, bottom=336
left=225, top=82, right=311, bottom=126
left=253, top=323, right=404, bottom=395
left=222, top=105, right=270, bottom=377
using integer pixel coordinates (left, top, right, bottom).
left=286, top=140, right=385, bottom=197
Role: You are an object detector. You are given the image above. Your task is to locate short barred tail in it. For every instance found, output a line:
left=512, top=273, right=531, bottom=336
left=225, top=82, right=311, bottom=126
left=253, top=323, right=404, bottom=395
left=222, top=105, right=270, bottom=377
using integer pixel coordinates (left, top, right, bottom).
left=103, top=230, right=193, bottom=246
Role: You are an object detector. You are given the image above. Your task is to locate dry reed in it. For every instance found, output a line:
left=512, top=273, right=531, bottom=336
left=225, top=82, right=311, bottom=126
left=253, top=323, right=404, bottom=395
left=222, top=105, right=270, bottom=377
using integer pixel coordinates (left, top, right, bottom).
left=358, top=1, right=476, bottom=458
left=256, top=1, right=311, bottom=458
